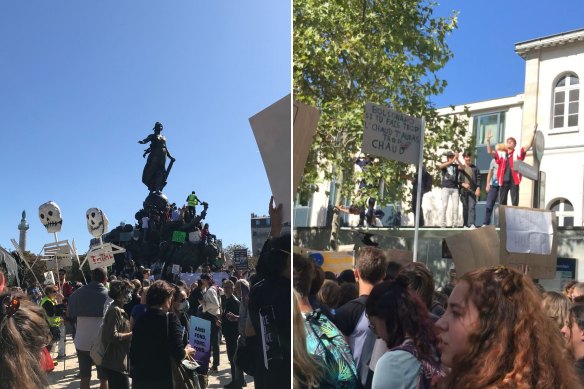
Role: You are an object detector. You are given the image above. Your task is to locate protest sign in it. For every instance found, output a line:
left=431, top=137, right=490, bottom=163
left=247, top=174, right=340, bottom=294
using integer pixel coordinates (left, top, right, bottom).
left=307, top=250, right=354, bottom=275
left=172, top=264, right=181, bottom=274
left=179, top=272, right=230, bottom=288
left=249, top=94, right=291, bottom=223
left=233, top=249, right=249, bottom=271
left=189, top=316, right=211, bottom=368
left=499, top=206, right=557, bottom=279
left=445, top=226, right=500, bottom=277
left=362, top=102, right=423, bottom=165
left=293, top=100, right=320, bottom=199
left=172, top=231, right=187, bottom=243
left=85, top=244, right=116, bottom=270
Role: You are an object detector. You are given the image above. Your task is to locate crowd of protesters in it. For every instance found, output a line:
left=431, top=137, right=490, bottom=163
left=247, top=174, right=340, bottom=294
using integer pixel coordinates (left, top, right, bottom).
left=293, top=246, right=584, bottom=389
left=0, top=197, right=289, bottom=389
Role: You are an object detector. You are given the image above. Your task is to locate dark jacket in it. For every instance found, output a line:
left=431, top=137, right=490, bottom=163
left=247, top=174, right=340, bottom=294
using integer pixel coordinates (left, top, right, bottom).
left=459, top=164, right=481, bottom=192
left=221, top=295, right=240, bottom=339
left=130, top=309, right=185, bottom=381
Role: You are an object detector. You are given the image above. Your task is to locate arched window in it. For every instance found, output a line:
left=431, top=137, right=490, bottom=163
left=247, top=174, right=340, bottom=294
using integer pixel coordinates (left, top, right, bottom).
left=552, top=74, right=579, bottom=129
left=549, top=198, right=574, bottom=227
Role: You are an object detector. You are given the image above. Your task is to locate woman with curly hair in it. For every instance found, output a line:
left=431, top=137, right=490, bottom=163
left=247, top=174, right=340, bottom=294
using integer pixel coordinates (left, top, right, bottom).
left=365, top=276, right=444, bottom=388
left=436, top=266, right=582, bottom=388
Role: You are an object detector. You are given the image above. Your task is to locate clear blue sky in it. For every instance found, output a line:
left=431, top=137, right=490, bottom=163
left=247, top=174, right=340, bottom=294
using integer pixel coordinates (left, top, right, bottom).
left=431, top=0, right=584, bottom=107
left=0, top=2, right=290, bottom=256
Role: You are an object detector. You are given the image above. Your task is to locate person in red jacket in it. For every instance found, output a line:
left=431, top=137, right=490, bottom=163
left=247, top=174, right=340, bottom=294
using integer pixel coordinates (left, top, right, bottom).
left=486, top=124, right=537, bottom=206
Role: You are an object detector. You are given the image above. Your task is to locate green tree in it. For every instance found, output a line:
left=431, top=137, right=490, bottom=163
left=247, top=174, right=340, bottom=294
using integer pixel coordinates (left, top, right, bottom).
left=294, top=0, right=470, bottom=248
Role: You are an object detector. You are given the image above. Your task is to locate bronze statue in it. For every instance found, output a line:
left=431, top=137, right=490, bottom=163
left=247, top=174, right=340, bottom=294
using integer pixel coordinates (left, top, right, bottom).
left=139, top=122, right=175, bottom=193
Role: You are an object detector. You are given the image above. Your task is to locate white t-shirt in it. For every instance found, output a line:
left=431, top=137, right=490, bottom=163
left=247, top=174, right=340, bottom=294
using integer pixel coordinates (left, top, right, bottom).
left=202, top=287, right=221, bottom=316
left=74, top=316, right=104, bottom=351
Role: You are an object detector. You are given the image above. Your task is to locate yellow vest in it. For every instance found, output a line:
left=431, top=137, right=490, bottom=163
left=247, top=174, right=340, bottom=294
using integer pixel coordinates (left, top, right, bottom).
left=40, top=296, right=62, bottom=327
left=187, top=194, right=199, bottom=206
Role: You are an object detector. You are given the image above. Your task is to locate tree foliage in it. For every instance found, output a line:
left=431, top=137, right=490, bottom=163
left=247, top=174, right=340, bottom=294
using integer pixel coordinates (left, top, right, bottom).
left=294, top=0, right=470, bottom=211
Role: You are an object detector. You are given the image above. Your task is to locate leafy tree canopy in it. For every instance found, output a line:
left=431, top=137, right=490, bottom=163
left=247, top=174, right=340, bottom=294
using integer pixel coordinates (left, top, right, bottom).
left=294, top=0, right=470, bottom=209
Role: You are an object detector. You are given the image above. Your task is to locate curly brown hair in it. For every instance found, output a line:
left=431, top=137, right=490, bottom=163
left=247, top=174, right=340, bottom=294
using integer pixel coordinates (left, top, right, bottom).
left=439, top=267, right=581, bottom=389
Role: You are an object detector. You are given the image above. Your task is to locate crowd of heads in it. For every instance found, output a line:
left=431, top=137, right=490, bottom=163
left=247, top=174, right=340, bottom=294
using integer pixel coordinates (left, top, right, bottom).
left=294, top=246, right=584, bottom=389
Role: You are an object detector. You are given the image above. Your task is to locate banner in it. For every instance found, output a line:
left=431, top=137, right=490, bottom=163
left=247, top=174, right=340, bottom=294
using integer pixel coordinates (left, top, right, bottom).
left=179, top=272, right=230, bottom=288
left=362, top=102, right=422, bottom=165
left=189, top=316, right=211, bottom=368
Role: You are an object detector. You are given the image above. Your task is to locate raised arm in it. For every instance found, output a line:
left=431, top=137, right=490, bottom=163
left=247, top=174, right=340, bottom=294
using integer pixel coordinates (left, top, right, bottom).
left=485, top=130, right=493, bottom=155
left=521, top=123, right=538, bottom=151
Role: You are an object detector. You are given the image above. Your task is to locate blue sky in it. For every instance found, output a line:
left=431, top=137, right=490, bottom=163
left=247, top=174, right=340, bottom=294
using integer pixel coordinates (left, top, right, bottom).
left=0, top=2, right=290, bottom=256
left=432, top=0, right=584, bottom=107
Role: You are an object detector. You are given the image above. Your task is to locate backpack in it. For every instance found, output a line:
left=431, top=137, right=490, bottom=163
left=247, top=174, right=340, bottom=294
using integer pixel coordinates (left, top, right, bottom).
left=389, top=340, right=445, bottom=389
left=304, top=310, right=359, bottom=389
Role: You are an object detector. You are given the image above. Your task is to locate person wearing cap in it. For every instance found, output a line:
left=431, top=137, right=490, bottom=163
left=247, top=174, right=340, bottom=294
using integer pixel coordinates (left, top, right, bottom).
left=439, top=151, right=463, bottom=227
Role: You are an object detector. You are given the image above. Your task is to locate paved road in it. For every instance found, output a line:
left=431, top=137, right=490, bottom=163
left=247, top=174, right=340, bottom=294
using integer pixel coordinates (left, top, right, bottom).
left=47, top=335, right=254, bottom=388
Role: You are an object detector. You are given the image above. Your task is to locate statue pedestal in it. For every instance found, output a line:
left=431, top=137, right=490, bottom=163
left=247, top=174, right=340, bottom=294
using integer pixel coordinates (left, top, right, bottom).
left=143, top=192, right=169, bottom=212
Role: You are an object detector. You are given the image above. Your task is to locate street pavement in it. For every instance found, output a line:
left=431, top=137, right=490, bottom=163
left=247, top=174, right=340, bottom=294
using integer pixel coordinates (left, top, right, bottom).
left=47, top=335, right=254, bottom=388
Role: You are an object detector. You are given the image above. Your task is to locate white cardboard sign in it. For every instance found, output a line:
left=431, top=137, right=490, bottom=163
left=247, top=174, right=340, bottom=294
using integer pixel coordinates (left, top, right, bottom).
left=86, top=244, right=116, bottom=270
left=249, top=94, right=291, bottom=223
left=362, top=102, right=422, bottom=165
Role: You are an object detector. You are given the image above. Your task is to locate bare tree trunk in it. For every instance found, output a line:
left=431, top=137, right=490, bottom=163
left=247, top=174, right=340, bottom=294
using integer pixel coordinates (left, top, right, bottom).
left=328, top=169, right=344, bottom=251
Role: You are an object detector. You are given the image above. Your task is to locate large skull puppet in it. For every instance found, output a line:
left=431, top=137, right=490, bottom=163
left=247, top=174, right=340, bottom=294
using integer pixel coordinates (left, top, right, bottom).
left=86, top=208, right=109, bottom=238
left=39, top=201, right=63, bottom=233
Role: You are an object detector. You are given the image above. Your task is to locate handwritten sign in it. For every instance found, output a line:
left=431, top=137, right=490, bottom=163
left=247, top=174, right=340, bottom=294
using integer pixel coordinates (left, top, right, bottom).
left=189, top=316, right=211, bottom=368
left=172, top=264, right=181, bottom=274
left=499, top=206, right=557, bottom=279
left=362, top=102, right=422, bottom=165
left=86, top=245, right=115, bottom=270
left=233, top=249, right=249, bottom=271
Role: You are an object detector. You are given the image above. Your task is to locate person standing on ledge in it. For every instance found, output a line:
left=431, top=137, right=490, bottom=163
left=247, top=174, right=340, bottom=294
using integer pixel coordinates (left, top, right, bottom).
left=486, top=124, right=537, bottom=206
left=139, top=122, right=175, bottom=193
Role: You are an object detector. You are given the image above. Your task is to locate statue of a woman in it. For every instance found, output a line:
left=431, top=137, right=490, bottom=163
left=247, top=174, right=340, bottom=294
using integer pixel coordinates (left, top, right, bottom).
left=139, top=122, right=175, bottom=193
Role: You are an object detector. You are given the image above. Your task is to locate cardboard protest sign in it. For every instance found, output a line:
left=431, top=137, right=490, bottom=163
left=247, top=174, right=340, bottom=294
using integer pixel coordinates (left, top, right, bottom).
left=233, top=249, right=249, bottom=271
left=362, top=102, right=423, bottom=165
left=189, top=316, right=211, bottom=368
left=86, top=244, right=116, bottom=270
left=381, top=249, right=414, bottom=266
left=172, top=231, right=187, bottom=243
left=249, top=94, right=291, bottom=223
left=307, top=250, right=355, bottom=275
left=293, top=100, right=320, bottom=199
left=444, top=226, right=500, bottom=277
left=499, top=206, right=557, bottom=279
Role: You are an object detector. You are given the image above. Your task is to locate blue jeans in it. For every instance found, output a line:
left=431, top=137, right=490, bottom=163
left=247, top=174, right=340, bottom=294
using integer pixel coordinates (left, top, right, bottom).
left=484, top=185, right=499, bottom=225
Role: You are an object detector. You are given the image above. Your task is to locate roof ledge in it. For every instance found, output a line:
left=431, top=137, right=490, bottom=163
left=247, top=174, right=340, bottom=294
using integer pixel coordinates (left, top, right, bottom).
left=515, top=28, right=584, bottom=58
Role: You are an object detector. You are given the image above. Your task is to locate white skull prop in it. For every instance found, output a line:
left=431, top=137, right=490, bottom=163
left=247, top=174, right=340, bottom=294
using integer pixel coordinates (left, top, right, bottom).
left=39, top=201, right=63, bottom=233
left=86, top=208, right=109, bottom=238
